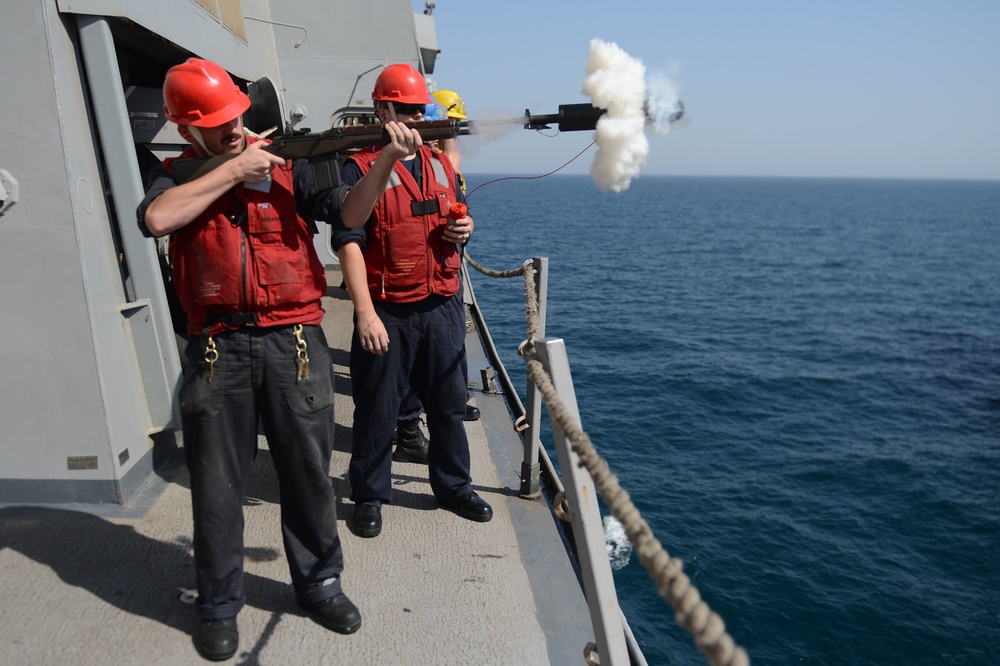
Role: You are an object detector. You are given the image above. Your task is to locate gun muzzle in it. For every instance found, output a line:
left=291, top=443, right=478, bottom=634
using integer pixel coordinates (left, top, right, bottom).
left=524, top=104, right=605, bottom=131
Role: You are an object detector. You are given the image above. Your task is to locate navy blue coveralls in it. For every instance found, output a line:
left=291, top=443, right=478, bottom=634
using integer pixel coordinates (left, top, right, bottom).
left=335, top=157, right=472, bottom=505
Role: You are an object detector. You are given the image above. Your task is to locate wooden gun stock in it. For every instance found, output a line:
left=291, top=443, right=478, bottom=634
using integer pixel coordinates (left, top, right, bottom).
left=171, top=119, right=467, bottom=185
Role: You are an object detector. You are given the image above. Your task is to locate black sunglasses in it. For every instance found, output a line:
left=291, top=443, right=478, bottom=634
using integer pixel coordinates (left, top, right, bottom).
left=392, top=103, right=425, bottom=116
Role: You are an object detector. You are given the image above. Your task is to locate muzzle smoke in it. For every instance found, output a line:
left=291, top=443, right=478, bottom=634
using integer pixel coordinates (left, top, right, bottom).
left=583, top=39, right=683, bottom=192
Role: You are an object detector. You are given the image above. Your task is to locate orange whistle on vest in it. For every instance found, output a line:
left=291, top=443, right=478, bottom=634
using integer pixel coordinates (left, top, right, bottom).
left=448, top=202, right=468, bottom=220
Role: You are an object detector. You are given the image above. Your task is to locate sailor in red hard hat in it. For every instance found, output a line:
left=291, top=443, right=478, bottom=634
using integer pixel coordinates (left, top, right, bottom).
left=137, top=57, right=422, bottom=661
left=333, top=63, right=492, bottom=543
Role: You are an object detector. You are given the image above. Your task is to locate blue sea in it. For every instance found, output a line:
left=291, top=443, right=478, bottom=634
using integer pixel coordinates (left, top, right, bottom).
left=463, top=175, right=1000, bottom=665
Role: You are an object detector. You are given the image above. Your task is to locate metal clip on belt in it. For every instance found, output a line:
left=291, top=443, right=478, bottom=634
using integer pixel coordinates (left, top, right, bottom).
left=203, top=336, right=218, bottom=382
left=293, top=324, right=309, bottom=381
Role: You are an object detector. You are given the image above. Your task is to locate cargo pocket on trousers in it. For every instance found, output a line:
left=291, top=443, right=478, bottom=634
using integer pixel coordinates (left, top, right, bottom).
left=179, top=346, right=224, bottom=419
left=288, top=338, right=334, bottom=416
left=287, top=362, right=335, bottom=417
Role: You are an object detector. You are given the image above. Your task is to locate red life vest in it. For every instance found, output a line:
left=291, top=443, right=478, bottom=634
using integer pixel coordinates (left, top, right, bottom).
left=163, top=138, right=326, bottom=335
left=348, top=146, right=462, bottom=303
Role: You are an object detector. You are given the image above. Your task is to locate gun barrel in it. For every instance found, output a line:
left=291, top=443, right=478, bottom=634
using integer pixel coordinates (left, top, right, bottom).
left=523, top=100, right=685, bottom=132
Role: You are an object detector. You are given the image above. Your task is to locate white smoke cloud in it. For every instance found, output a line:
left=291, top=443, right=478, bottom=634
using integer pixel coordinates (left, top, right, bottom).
left=582, top=40, right=684, bottom=191
left=583, top=39, right=648, bottom=192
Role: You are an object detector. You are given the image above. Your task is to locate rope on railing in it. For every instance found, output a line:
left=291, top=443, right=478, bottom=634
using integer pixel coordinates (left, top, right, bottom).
left=465, top=251, right=750, bottom=666
left=463, top=252, right=528, bottom=280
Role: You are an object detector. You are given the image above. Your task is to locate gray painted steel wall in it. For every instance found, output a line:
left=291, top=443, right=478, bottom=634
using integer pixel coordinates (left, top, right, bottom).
left=1, top=2, right=157, bottom=502
left=0, top=0, right=435, bottom=503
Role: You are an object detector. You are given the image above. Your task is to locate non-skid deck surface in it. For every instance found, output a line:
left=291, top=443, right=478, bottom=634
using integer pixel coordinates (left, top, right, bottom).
left=0, top=273, right=593, bottom=665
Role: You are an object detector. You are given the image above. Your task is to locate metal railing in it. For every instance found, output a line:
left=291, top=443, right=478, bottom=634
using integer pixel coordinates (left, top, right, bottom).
left=463, top=258, right=633, bottom=665
left=463, top=254, right=750, bottom=666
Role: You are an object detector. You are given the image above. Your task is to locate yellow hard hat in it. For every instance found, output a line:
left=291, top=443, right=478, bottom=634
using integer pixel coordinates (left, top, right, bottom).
left=432, top=89, right=467, bottom=120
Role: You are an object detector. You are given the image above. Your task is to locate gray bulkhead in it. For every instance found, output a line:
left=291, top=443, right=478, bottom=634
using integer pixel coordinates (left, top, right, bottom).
left=0, top=0, right=439, bottom=503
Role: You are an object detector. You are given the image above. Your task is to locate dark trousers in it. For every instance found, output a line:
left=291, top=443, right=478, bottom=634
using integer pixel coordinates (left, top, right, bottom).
left=396, top=280, right=469, bottom=423
left=181, top=324, right=344, bottom=620
left=398, top=388, right=423, bottom=422
left=349, top=293, right=471, bottom=504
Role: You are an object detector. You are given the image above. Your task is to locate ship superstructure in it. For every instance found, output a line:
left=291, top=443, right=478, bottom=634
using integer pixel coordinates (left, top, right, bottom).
left=0, top=1, right=649, bottom=664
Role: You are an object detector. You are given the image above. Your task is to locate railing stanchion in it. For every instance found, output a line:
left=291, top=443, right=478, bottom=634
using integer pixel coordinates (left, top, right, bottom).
left=536, top=337, right=629, bottom=665
left=519, top=257, right=548, bottom=499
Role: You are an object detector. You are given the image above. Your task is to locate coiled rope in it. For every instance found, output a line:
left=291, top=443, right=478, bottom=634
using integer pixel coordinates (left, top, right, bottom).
left=464, top=251, right=750, bottom=666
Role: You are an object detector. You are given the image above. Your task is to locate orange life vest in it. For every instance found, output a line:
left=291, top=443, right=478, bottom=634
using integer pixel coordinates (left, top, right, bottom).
left=163, top=139, right=326, bottom=334
left=348, top=146, right=461, bottom=303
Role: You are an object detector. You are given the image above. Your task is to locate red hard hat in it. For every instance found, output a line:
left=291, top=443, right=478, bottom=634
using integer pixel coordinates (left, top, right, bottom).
left=163, top=58, right=251, bottom=127
left=372, top=64, right=432, bottom=104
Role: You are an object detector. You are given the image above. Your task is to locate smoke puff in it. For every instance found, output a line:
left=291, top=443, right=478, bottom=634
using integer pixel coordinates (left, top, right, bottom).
left=582, top=39, right=649, bottom=192
left=462, top=107, right=524, bottom=158
left=646, top=71, right=683, bottom=135
left=584, top=40, right=646, bottom=115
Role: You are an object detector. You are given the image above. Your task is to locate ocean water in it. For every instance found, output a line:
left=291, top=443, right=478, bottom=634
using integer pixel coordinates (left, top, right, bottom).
left=463, top=175, right=1000, bottom=665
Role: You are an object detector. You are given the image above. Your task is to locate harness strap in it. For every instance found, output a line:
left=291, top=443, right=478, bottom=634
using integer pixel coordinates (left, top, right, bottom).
left=410, top=198, right=438, bottom=216
left=206, top=311, right=260, bottom=327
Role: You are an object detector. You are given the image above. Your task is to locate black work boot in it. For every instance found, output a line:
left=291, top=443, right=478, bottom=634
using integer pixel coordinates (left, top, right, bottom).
left=193, top=617, right=239, bottom=661
left=392, top=418, right=429, bottom=464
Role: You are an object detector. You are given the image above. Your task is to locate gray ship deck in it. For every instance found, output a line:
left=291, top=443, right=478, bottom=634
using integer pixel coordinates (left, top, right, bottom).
left=0, top=270, right=594, bottom=665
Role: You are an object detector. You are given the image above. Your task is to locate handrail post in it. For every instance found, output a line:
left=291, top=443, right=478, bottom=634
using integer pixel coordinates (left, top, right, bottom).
left=536, top=337, right=629, bottom=665
left=519, top=257, right=548, bottom=499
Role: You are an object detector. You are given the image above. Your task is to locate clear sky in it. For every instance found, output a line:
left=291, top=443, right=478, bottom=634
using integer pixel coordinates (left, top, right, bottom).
left=419, top=0, right=1000, bottom=180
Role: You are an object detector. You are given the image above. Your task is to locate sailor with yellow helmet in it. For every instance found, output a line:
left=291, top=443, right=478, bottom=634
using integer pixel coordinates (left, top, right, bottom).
left=431, top=89, right=467, bottom=192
